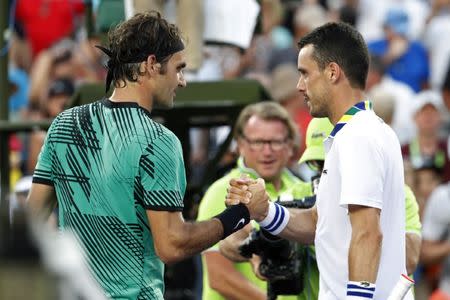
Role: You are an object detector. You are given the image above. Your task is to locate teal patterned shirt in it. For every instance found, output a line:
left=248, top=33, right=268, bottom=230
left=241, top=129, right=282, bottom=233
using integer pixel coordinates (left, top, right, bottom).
left=33, top=99, right=186, bottom=299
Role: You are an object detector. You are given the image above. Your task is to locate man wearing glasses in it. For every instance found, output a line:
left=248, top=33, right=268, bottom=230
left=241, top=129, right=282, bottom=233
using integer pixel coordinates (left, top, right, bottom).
left=197, top=101, right=316, bottom=300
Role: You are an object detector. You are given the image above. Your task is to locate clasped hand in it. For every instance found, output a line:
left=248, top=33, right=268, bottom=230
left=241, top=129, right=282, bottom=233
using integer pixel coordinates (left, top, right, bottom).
left=225, top=176, right=270, bottom=222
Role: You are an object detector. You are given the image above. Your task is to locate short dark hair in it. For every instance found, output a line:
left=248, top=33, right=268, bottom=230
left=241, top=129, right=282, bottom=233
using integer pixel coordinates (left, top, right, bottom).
left=298, top=22, right=369, bottom=89
left=107, top=11, right=184, bottom=88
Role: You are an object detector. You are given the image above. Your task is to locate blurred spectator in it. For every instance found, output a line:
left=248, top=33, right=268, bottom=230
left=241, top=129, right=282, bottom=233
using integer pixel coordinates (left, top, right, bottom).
left=357, top=0, right=429, bottom=42
left=27, top=39, right=76, bottom=108
left=368, top=7, right=430, bottom=92
left=267, top=2, right=328, bottom=72
left=9, top=175, right=32, bottom=225
left=356, top=0, right=392, bottom=42
left=26, top=79, right=75, bottom=174
left=422, top=0, right=450, bottom=90
left=240, top=0, right=290, bottom=78
left=368, top=87, right=435, bottom=219
left=127, top=0, right=204, bottom=73
left=15, top=0, right=85, bottom=58
left=338, top=2, right=357, bottom=26
left=44, top=78, right=74, bottom=118
left=8, top=24, right=32, bottom=121
left=196, top=0, right=259, bottom=80
left=71, top=34, right=107, bottom=84
left=270, top=63, right=311, bottom=158
left=413, top=162, right=443, bottom=221
left=8, top=66, right=29, bottom=121
left=421, top=180, right=450, bottom=299
left=8, top=23, right=32, bottom=72
left=366, top=55, right=416, bottom=144
left=368, top=86, right=396, bottom=125
left=440, top=64, right=450, bottom=142
left=191, top=0, right=261, bottom=186
left=401, top=90, right=450, bottom=184
left=9, top=135, right=23, bottom=192
left=196, top=45, right=244, bottom=81
left=443, top=62, right=450, bottom=110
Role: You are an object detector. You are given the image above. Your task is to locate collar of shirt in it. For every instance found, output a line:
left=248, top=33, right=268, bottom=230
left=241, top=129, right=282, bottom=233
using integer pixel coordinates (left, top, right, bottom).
left=329, top=100, right=373, bottom=139
left=323, top=100, right=373, bottom=153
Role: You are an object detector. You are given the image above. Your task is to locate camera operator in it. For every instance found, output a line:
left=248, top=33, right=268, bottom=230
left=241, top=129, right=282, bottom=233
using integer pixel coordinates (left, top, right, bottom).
left=197, top=102, right=314, bottom=300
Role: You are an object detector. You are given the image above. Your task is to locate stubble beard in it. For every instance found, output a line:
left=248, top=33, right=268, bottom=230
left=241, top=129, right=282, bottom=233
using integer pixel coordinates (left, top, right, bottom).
left=309, top=101, right=328, bottom=118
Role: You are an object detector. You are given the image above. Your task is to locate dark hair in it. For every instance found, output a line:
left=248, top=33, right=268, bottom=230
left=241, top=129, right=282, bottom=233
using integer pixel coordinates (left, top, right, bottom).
left=298, top=22, right=369, bottom=89
left=106, top=11, right=184, bottom=89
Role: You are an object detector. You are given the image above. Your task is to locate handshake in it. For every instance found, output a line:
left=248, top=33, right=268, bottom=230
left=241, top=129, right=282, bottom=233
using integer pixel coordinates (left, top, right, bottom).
left=225, top=176, right=270, bottom=222
left=218, top=175, right=291, bottom=239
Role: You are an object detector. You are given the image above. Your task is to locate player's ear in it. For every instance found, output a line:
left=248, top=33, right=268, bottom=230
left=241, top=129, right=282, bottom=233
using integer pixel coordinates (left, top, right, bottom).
left=327, top=62, right=341, bottom=84
left=146, top=55, right=160, bottom=75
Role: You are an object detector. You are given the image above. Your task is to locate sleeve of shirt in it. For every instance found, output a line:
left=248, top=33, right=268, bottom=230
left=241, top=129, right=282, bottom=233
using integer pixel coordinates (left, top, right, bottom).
left=422, top=186, right=450, bottom=241
left=32, top=117, right=60, bottom=186
left=404, top=185, right=422, bottom=236
left=139, top=132, right=186, bottom=211
left=338, top=132, right=384, bottom=209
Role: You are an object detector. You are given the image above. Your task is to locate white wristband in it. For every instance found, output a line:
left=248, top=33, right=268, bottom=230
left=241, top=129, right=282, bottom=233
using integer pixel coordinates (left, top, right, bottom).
left=346, top=281, right=376, bottom=299
left=258, top=202, right=290, bottom=235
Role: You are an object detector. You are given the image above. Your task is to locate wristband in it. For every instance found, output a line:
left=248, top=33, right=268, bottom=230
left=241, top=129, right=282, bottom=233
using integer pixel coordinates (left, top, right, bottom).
left=215, top=204, right=250, bottom=239
left=258, top=202, right=290, bottom=235
left=346, top=281, right=376, bottom=299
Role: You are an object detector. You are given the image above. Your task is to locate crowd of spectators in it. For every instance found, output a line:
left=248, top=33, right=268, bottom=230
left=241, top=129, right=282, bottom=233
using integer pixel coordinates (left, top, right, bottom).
left=3, top=0, right=450, bottom=299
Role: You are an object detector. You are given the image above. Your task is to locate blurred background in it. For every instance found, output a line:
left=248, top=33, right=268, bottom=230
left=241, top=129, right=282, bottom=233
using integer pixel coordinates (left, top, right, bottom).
left=1, top=0, right=450, bottom=299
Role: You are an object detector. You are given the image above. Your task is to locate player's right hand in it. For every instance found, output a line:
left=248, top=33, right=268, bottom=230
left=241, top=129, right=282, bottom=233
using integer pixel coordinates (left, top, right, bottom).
left=245, top=179, right=270, bottom=221
left=226, top=175, right=256, bottom=205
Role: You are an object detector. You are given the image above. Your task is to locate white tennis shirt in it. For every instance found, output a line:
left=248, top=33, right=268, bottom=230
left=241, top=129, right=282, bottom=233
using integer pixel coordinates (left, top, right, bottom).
left=314, top=109, right=411, bottom=300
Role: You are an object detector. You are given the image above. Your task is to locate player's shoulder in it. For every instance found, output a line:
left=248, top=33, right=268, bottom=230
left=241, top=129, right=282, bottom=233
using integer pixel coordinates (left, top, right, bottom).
left=346, top=111, right=395, bottom=141
left=350, top=110, right=382, bottom=130
left=56, top=99, right=99, bottom=119
left=131, top=112, right=181, bottom=147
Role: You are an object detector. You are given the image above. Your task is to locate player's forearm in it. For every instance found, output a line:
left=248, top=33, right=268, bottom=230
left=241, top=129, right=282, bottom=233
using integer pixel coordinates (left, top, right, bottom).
left=405, top=232, right=421, bottom=275
left=160, top=218, right=224, bottom=264
left=219, top=228, right=251, bottom=262
left=209, top=269, right=266, bottom=300
left=214, top=280, right=266, bottom=300
left=278, top=207, right=316, bottom=244
left=27, top=199, right=53, bottom=221
left=26, top=184, right=57, bottom=222
left=348, top=228, right=382, bottom=282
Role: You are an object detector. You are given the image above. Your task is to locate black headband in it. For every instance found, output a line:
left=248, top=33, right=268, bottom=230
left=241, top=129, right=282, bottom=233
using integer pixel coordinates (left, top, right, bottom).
left=95, top=40, right=185, bottom=93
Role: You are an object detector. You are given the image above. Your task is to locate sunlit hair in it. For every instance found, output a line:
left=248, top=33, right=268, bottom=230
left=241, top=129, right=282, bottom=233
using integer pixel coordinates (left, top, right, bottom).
left=106, top=11, right=184, bottom=88
left=234, top=101, right=299, bottom=146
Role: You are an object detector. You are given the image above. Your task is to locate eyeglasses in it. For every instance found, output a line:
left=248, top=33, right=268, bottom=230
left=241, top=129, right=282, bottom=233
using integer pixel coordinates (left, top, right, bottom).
left=241, top=135, right=289, bottom=151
